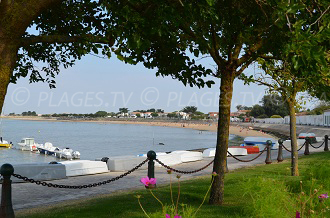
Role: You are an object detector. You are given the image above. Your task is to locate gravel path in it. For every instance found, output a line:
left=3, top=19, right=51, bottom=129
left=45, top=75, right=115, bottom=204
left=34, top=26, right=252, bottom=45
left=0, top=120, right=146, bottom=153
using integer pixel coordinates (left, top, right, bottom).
left=1, top=142, right=326, bottom=211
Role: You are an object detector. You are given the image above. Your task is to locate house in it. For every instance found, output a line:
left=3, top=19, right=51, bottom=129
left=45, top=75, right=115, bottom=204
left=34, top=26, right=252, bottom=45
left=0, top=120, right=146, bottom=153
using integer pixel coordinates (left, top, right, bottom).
left=208, top=112, right=219, bottom=119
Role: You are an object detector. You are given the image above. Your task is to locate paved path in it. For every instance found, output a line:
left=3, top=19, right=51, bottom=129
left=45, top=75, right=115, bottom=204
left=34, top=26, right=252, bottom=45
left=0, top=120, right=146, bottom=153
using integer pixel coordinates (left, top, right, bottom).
left=1, top=142, right=327, bottom=211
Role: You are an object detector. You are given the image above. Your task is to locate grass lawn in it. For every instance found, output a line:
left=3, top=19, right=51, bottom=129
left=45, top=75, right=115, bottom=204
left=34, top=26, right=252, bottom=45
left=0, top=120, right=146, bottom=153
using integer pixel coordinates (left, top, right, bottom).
left=17, top=152, right=330, bottom=218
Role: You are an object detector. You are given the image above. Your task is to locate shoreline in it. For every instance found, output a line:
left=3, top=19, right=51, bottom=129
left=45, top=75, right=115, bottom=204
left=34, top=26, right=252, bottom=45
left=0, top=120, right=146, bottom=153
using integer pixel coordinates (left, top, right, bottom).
left=3, top=116, right=275, bottom=138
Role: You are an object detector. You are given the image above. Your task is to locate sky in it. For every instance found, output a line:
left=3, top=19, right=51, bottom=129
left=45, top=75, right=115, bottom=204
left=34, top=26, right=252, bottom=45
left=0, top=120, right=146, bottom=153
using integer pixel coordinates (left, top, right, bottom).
left=3, top=54, right=317, bottom=115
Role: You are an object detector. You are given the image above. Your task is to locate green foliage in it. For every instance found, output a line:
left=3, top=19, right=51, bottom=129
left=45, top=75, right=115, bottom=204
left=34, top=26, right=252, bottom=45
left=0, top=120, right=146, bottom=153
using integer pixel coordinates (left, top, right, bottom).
left=151, top=112, right=158, bottom=117
left=250, top=105, right=265, bottom=118
left=182, top=106, right=197, bottom=114
left=270, top=115, right=282, bottom=118
left=94, top=111, right=108, bottom=117
left=119, top=108, right=129, bottom=114
left=244, top=177, right=295, bottom=218
left=261, top=95, right=289, bottom=118
left=258, top=114, right=268, bottom=118
left=21, top=111, right=37, bottom=116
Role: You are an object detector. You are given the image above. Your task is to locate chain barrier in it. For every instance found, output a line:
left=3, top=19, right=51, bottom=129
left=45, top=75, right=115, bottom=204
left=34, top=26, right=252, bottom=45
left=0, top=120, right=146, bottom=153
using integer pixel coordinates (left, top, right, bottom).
left=227, top=146, right=267, bottom=162
left=12, top=158, right=149, bottom=189
left=310, top=141, right=325, bottom=149
left=282, top=142, right=306, bottom=152
left=155, top=159, right=214, bottom=174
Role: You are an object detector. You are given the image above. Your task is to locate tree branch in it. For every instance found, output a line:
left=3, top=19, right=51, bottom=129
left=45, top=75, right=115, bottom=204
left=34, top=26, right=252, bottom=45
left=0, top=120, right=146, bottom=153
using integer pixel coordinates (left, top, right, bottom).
left=310, top=5, right=330, bottom=26
left=20, top=34, right=114, bottom=47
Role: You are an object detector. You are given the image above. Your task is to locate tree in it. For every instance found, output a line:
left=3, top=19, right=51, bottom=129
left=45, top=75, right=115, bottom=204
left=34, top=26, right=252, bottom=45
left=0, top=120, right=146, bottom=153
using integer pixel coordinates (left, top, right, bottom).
left=0, top=0, right=115, bottom=113
left=94, top=111, right=108, bottom=117
left=254, top=1, right=330, bottom=176
left=106, top=0, right=292, bottom=205
left=119, top=108, right=129, bottom=114
left=250, top=105, right=265, bottom=118
left=151, top=112, right=158, bottom=117
left=182, top=106, right=197, bottom=114
left=260, top=95, right=289, bottom=118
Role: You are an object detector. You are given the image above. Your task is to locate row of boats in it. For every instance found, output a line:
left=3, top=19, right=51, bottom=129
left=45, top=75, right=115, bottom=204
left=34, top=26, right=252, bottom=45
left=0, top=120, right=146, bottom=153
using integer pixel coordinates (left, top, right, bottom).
left=0, top=137, right=80, bottom=160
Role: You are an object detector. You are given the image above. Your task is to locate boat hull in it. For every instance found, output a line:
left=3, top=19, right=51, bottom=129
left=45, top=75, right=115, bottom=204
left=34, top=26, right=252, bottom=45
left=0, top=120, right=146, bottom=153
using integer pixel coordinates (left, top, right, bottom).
left=0, top=143, right=11, bottom=148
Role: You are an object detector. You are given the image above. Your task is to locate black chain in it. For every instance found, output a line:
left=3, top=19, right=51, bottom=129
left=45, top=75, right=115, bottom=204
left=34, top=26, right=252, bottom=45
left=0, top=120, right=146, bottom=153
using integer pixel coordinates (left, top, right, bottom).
left=310, top=141, right=325, bottom=149
left=282, top=142, right=305, bottom=152
left=12, top=158, right=148, bottom=189
left=155, top=159, right=214, bottom=174
left=227, top=146, right=267, bottom=162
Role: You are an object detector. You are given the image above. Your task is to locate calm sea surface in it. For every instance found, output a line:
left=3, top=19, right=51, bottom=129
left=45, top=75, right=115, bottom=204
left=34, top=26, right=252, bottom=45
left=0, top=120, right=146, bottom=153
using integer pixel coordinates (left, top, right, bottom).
left=0, top=119, right=242, bottom=165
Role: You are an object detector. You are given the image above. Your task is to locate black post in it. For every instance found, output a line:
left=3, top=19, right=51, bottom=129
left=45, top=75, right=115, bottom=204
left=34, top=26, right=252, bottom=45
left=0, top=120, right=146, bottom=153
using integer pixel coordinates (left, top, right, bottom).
left=277, top=139, right=284, bottom=163
left=324, top=135, right=329, bottom=152
left=0, top=163, right=15, bottom=218
left=304, top=137, right=310, bottom=155
left=147, top=150, right=156, bottom=188
left=265, top=140, right=272, bottom=164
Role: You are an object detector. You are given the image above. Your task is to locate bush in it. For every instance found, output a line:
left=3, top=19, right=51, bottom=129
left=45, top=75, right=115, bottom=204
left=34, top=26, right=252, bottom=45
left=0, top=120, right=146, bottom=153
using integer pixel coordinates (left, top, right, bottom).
left=270, top=115, right=282, bottom=118
left=258, top=114, right=268, bottom=118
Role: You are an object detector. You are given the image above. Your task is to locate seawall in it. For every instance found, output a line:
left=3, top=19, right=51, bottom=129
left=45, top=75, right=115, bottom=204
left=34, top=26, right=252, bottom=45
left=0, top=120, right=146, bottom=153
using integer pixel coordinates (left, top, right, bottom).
left=235, top=122, right=330, bottom=138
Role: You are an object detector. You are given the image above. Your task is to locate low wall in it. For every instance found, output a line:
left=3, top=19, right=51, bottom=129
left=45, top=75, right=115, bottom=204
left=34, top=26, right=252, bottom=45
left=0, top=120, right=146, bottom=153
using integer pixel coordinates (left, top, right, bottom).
left=235, top=122, right=330, bottom=138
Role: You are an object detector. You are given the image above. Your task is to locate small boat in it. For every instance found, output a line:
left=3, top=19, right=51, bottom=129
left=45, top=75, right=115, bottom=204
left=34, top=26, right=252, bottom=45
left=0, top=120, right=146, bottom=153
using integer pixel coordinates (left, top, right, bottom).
left=0, top=138, right=11, bottom=148
left=298, top=133, right=316, bottom=143
left=16, top=138, right=40, bottom=151
left=241, top=137, right=278, bottom=150
left=37, top=142, right=60, bottom=155
left=202, top=147, right=248, bottom=157
left=54, top=148, right=80, bottom=160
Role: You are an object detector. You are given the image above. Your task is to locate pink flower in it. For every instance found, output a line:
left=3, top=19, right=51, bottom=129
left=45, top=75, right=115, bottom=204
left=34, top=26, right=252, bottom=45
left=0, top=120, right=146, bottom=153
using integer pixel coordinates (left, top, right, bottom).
left=296, top=211, right=300, bottom=218
left=165, top=214, right=181, bottom=218
left=140, top=176, right=156, bottom=187
left=319, top=193, right=329, bottom=199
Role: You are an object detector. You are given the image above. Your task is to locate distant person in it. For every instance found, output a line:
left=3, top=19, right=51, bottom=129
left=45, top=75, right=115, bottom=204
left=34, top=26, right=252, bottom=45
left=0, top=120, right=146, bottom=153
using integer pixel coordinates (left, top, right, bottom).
left=0, top=137, right=2, bottom=142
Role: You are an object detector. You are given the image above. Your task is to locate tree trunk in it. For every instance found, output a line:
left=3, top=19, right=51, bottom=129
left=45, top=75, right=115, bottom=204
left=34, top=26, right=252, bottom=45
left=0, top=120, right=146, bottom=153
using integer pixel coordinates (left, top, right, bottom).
left=0, top=42, right=18, bottom=114
left=288, top=100, right=299, bottom=176
left=209, top=70, right=234, bottom=205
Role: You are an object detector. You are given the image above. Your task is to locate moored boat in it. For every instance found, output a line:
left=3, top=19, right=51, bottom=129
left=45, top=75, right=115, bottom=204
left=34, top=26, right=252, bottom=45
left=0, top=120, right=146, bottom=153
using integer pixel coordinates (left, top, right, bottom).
left=242, top=137, right=278, bottom=150
left=16, top=138, right=40, bottom=151
left=0, top=138, right=11, bottom=148
left=54, top=148, right=80, bottom=160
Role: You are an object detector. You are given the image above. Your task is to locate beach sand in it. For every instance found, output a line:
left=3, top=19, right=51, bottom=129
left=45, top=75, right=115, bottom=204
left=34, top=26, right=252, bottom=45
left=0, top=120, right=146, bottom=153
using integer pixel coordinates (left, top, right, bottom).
left=3, top=116, right=275, bottom=138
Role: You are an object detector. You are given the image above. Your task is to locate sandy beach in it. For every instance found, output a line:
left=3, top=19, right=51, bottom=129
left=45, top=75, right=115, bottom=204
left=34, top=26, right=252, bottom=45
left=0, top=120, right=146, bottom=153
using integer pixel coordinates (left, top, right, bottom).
left=3, top=116, right=274, bottom=138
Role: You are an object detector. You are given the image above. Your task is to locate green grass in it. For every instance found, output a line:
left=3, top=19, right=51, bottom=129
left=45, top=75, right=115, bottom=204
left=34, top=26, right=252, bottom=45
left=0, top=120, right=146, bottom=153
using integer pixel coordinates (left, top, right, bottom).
left=17, top=152, right=330, bottom=218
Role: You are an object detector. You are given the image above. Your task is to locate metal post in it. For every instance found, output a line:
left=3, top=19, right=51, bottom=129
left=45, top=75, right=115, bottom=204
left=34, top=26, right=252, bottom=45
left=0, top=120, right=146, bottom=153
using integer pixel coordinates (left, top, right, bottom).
left=265, top=140, right=272, bottom=164
left=277, top=139, right=284, bottom=163
left=147, top=150, right=156, bottom=188
left=304, top=137, right=310, bottom=155
left=324, top=135, right=329, bottom=151
left=0, top=163, right=15, bottom=218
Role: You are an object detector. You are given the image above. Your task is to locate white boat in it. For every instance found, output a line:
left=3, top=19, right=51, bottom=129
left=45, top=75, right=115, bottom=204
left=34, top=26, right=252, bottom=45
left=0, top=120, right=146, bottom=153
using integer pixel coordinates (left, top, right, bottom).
left=59, top=160, right=108, bottom=177
left=9, top=162, right=66, bottom=183
left=54, top=148, right=80, bottom=160
left=170, top=150, right=203, bottom=163
left=202, top=147, right=248, bottom=157
left=16, top=138, right=40, bottom=151
left=38, top=142, right=60, bottom=155
left=242, top=137, right=278, bottom=150
left=104, top=155, right=148, bottom=171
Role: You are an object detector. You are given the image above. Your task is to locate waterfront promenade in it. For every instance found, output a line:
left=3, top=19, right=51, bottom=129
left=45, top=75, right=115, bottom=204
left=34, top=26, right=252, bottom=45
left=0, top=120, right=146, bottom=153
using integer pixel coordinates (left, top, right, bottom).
left=5, top=142, right=326, bottom=213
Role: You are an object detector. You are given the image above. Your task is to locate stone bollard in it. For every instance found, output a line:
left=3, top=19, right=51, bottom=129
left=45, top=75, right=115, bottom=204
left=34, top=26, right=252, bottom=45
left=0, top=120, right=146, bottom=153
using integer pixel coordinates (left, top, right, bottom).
left=0, top=163, right=15, bottom=218
left=277, top=139, right=284, bottom=163
left=147, top=150, right=156, bottom=188
left=265, top=140, right=272, bottom=164
left=324, top=135, right=329, bottom=152
left=304, top=137, right=310, bottom=155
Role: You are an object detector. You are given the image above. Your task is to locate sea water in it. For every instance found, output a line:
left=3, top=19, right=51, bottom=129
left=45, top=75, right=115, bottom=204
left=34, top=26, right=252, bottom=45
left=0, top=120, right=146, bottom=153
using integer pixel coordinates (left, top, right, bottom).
left=0, top=119, right=242, bottom=165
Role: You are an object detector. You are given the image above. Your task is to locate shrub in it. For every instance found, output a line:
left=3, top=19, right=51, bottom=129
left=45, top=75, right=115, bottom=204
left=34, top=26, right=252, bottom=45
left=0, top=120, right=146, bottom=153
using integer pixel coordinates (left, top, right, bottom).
left=270, top=115, right=282, bottom=118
